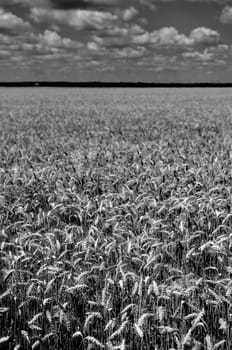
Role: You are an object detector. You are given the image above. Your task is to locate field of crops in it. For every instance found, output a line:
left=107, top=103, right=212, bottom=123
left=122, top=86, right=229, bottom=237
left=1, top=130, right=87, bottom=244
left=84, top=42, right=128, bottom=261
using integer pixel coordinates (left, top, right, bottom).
left=0, top=87, right=232, bottom=350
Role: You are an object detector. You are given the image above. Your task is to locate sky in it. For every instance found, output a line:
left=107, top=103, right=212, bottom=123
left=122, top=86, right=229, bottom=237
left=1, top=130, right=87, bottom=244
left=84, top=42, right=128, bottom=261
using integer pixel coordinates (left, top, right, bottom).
left=1, top=0, right=232, bottom=82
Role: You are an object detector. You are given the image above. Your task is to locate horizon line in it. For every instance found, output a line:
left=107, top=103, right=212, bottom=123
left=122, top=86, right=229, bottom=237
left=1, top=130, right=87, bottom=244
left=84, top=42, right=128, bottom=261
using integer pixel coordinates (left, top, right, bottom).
left=1, top=81, right=232, bottom=87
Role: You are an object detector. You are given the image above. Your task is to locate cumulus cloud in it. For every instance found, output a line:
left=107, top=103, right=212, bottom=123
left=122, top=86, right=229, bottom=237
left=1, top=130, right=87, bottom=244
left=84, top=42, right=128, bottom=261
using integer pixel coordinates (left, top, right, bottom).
left=154, top=27, right=193, bottom=45
left=38, top=29, right=77, bottom=48
left=189, top=27, right=220, bottom=44
left=114, top=46, right=146, bottom=58
left=0, top=32, right=37, bottom=64
left=182, top=49, right=214, bottom=61
left=87, top=41, right=99, bottom=51
left=209, top=44, right=229, bottom=53
left=132, top=27, right=190, bottom=46
left=7, top=29, right=82, bottom=62
left=0, top=33, right=14, bottom=44
left=182, top=48, right=227, bottom=67
left=31, top=8, right=117, bottom=30
left=0, top=49, right=11, bottom=58
left=138, top=0, right=156, bottom=11
left=122, top=7, right=138, bottom=21
left=89, top=24, right=145, bottom=49
left=0, top=8, right=30, bottom=33
left=88, top=25, right=221, bottom=57
left=220, top=6, right=232, bottom=24
left=92, top=33, right=129, bottom=48
left=1, top=0, right=231, bottom=81
left=11, top=0, right=32, bottom=4
left=132, top=26, right=220, bottom=47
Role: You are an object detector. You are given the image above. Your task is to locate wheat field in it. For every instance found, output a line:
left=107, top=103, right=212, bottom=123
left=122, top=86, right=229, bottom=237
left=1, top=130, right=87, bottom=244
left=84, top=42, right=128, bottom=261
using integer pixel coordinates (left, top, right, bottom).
left=0, top=88, right=232, bottom=350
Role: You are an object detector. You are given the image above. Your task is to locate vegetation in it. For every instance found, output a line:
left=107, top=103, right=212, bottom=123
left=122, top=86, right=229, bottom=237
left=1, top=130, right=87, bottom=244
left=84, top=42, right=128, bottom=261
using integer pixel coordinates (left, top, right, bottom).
left=0, top=88, right=232, bottom=350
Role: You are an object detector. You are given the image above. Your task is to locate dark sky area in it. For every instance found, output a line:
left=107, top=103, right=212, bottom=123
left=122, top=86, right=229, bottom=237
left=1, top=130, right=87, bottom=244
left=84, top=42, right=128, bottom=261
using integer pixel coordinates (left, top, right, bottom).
left=1, top=0, right=232, bottom=82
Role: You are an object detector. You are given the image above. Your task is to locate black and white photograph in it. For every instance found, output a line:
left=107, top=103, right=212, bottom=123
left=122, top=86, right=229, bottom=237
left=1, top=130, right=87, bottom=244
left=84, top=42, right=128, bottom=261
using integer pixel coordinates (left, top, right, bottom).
left=0, top=1, right=232, bottom=349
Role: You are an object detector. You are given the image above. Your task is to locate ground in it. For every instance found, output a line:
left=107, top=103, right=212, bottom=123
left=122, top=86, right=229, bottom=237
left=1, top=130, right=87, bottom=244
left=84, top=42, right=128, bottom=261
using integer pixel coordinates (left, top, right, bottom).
left=0, top=88, right=232, bottom=349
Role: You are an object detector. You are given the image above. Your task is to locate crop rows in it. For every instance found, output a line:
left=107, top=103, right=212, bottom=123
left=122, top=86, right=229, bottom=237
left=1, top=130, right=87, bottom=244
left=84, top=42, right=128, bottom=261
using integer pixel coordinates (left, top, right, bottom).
left=0, top=88, right=232, bottom=349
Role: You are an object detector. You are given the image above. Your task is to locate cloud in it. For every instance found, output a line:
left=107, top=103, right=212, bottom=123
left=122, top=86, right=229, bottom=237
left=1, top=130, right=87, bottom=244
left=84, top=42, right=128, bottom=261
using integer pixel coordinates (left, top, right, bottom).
left=182, top=48, right=227, bottom=68
left=133, top=27, right=189, bottom=46
left=189, top=27, right=220, bottom=44
left=0, top=8, right=30, bottom=33
left=138, top=0, right=156, bottom=11
left=113, top=46, right=146, bottom=58
left=9, top=0, right=32, bottom=4
left=0, top=50, right=11, bottom=59
left=38, top=29, right=77, bottom=48
left=31, top=8, right=117, bottom=30
left=209, top=44, right=229, bottom=53
left=155, top=27, right=193, bottom=45
left=220, top=6, right=232, bottom=24
left=182, top=49, right=213, bottom=61
left=132, top=27, right=191, bottom=46
left=122, top=7, right=138, bottom=21
left=37, top=30, right=81, bottom=52
left=87, top=41, right=99, bottom=51
left=1, top=0, right=231, bottom=82
left=100, top=24, right=144, bottom=38
left=0, top=32, right=37, bottom=64
left=0, top=33, right=14, bottom=44
left=88, top=24, right=145, bottom=49
left=89, top=25, right=221, bottom=59
left=132, top=26, right=220, bottom=47
left=92, top=34, right=129, bottom=48
left=4, top=29, right=81, bottom=62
